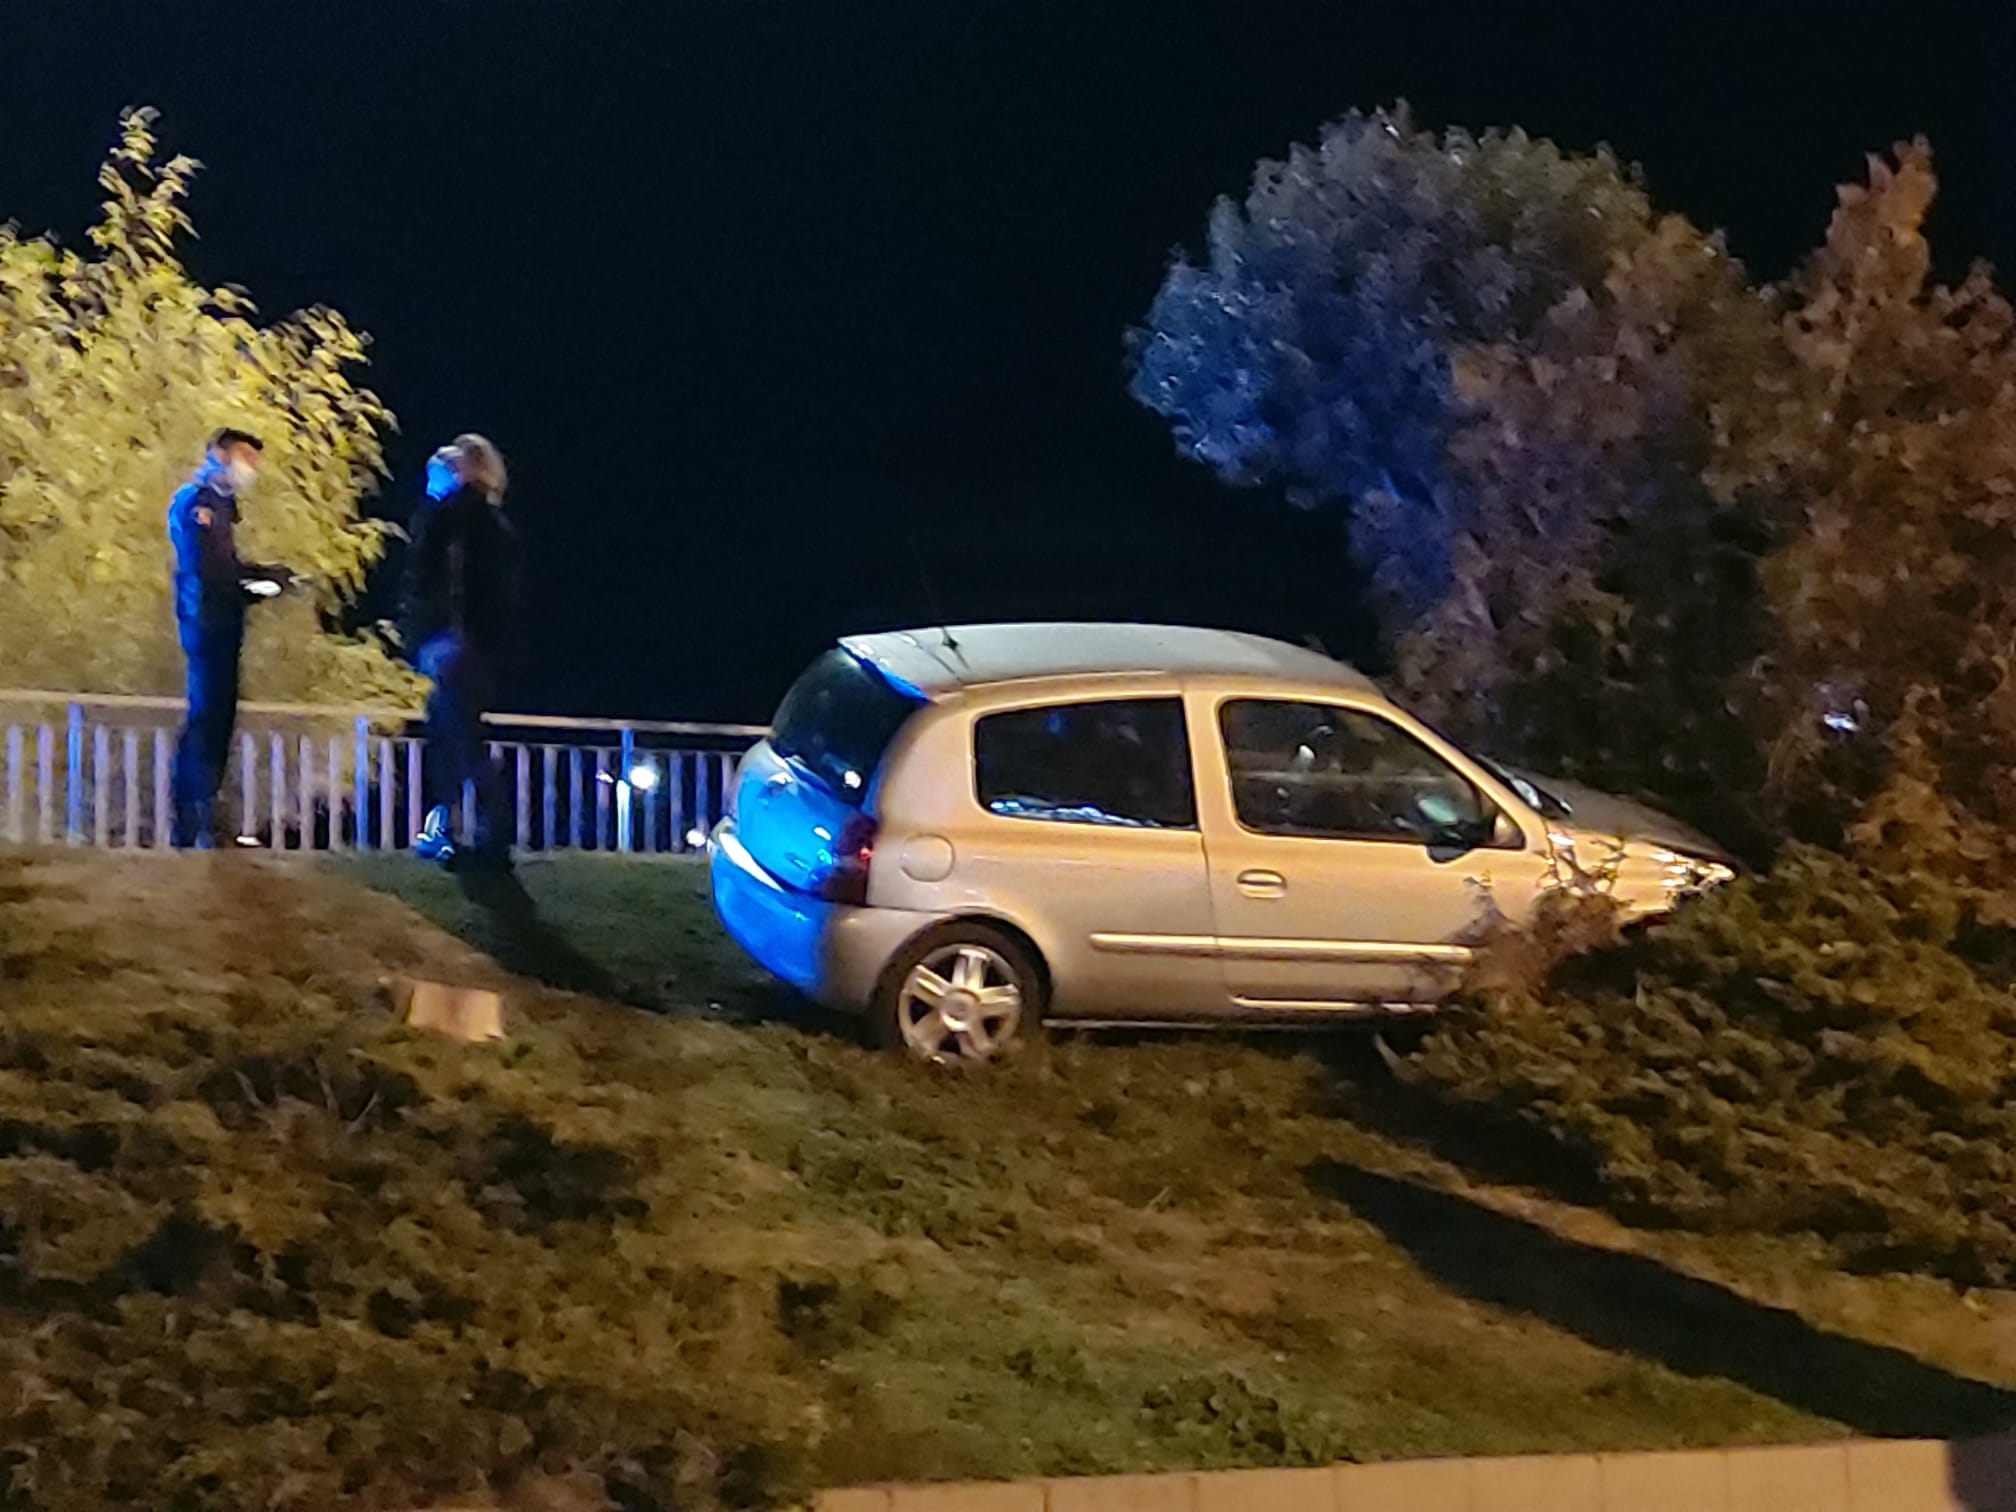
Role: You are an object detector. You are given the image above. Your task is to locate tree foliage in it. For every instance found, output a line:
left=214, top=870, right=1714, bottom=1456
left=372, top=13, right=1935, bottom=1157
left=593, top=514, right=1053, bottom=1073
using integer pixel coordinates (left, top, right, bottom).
left=1129, top=106, right=1777, bottom=844
left=1397, top=215, right=1777, bottom=848
left=1709, top=144, right=2016, bottom=915
left=1128, top=104, right=1673, bottom=626
left=1134, top=111, right=2016, bottom=882
left=1144, top=114, right=2016, bottom=1271
left=1414, top=850, right=2016, bottom=1287
left=0, top=109, right=418, bottom=705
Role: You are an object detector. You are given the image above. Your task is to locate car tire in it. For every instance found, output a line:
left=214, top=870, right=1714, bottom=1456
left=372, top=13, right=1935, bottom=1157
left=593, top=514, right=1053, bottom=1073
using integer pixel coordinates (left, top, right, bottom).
left=870, top=921, right=1046, bottom=1067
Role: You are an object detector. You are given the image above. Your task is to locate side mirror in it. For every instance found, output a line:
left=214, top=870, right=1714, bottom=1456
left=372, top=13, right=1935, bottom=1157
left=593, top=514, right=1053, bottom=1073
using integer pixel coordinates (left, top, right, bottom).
left=1425, top=804, right=1516, bottom=860
left=1425, top=818, right=1486, bottom=860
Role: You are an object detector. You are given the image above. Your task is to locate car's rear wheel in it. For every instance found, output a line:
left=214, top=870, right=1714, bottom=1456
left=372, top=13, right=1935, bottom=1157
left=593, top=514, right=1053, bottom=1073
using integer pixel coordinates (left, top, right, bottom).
left=871, top=922, right=1045, bottom=1066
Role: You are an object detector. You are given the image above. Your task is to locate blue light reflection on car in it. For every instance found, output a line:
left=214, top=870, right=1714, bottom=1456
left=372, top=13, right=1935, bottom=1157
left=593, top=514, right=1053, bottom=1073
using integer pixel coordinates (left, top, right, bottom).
left=710, top=824, right=827, bottom=993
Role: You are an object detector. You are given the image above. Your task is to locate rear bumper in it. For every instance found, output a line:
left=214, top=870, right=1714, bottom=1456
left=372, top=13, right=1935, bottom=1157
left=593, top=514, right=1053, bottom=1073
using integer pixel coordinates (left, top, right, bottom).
left=708, top=820, right=942, bottom=1012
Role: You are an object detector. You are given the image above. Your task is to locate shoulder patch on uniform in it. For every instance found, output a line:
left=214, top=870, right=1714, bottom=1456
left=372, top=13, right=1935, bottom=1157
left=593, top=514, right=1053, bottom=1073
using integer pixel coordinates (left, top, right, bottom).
left=193, top=506, right=214, bottom=527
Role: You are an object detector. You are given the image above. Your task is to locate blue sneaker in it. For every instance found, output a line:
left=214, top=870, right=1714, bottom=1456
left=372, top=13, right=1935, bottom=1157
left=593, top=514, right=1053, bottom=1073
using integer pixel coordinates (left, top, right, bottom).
left=413, top=805, right=457, bottom=866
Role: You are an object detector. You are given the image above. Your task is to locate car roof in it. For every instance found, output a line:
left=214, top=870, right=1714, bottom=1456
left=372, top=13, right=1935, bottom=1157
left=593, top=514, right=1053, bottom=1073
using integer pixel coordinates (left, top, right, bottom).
left=839, top=623, right=1380, bottom=699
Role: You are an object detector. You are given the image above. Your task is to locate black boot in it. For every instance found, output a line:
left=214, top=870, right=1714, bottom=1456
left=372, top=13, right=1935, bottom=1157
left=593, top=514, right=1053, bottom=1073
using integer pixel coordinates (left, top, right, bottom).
left=461, top=825, right=512, bottom=874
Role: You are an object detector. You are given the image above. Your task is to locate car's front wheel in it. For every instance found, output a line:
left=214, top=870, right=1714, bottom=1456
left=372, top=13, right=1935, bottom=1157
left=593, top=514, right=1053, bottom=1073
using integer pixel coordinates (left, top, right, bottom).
left=871, top=922, right=1044, bottom=1066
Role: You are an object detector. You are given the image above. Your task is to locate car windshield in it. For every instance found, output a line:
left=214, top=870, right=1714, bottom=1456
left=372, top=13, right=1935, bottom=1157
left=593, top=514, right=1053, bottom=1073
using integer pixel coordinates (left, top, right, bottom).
left=1475, top=755, right=1575, bottom=821
left=770, top=649, right=923, bottom=805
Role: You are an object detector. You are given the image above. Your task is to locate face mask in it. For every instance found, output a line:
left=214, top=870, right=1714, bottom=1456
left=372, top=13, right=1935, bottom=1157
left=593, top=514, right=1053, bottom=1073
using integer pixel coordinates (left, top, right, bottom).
left=427, top=448, right=469, bottom=501
left=226, top=459, right=258, bottom=495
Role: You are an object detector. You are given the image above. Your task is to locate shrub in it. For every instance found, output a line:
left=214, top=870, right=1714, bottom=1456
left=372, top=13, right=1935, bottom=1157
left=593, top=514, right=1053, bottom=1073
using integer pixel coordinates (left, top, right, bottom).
left=1411, top=849, right=2016, bottom=1285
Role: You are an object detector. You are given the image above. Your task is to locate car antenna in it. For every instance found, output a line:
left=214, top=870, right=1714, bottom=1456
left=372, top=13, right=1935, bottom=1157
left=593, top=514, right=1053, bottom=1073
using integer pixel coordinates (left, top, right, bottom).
left=906, top=533, right=963, bottom=660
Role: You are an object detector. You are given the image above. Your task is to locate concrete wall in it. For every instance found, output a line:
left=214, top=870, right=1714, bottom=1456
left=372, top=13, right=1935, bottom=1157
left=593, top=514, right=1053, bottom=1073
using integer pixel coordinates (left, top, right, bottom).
left=816, top=1436, right=2016, bottom=1512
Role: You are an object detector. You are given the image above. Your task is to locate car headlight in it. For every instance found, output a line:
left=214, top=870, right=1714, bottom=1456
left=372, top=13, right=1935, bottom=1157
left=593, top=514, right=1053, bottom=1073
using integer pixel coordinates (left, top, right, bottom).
left=1652, top=849, right=1735, bottom=892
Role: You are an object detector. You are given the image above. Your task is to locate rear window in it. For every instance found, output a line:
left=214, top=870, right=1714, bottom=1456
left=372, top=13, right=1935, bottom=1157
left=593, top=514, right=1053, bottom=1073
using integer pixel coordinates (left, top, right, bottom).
left=771, top=650, right=923, bottom=804
left=974, top=697, right=1196, bottom=829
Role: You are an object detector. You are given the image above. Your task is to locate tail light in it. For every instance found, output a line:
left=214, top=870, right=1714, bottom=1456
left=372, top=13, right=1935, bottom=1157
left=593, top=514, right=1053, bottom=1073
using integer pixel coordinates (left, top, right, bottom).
left=820, top=813, right=879, bottom=905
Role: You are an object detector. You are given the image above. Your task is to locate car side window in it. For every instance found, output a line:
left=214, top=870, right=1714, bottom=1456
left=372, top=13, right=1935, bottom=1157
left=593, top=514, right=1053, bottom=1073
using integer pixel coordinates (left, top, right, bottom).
left=974, top=698, right=1197, bottom=830
left=1219, top=699, right=1499, bottom=845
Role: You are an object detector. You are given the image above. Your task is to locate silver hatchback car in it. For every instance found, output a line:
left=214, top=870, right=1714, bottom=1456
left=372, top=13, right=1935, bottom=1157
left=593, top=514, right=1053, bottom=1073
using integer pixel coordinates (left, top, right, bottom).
left=710, top=623, right=1732, bottom=1063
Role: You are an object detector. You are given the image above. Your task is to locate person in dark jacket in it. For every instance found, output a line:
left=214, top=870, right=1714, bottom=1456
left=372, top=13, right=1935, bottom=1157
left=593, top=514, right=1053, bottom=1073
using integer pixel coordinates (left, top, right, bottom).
left=402, top=433, right=520, bottom=868
left=167, top=427, right=293, bottom=849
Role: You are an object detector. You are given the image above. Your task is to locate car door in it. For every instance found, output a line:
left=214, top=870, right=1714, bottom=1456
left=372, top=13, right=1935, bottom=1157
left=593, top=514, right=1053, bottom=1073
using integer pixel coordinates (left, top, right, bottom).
left=960, top=694, right=1223, bottom=1019
left=1198, top=695, right=1541, bottom=1008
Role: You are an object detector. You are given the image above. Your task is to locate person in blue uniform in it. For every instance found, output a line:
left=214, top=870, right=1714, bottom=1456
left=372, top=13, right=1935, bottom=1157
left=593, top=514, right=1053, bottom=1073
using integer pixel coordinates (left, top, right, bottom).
left=402, top=433, right=520, bottom=869
left=166, top=428, right=293, bottom=849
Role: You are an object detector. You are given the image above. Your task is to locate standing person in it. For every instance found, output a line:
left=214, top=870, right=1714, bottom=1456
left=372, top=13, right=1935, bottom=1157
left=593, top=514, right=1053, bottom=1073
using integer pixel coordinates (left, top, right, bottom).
left=403, top=433, right=520, bottom=869
left=167, top=428, right=292, bottom=849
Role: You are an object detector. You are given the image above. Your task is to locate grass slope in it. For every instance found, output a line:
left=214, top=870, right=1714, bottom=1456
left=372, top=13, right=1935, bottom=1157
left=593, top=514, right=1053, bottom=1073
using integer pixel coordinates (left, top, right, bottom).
left=0, top=850, right=2009, bottom=1510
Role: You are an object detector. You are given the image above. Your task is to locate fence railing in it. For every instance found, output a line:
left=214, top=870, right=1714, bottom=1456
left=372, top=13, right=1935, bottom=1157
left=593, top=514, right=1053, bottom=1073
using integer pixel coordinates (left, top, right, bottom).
left=0, top=690, right=766, bottom=856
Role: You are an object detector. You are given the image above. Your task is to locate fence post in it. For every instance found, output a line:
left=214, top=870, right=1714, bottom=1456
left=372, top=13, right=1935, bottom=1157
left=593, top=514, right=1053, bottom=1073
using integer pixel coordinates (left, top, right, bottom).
left=5, top=726, right=20, bottom=844
left=299, top=736, right=315, bottom=852
left=516, top=745, right=531, bottom=851
left=269, top=732, right=286, bottom=852
left=38, top=723, right=54, bottom=844
left=642, top=753, right=659, bottom=855
left=406, top=739, right=423, bottom=848
left=240, top=732, right=256, bottom=846
left=378, top=738, right=395, bottom=851
left=616, top=727, right=635, bottom=852
left=542, top=744, right=558, bottom=852
left=569, top=748, right=584, bottom=848
left=355, top=718, right=372, bottom=851
left=124, top=731, right=140, bottom=848
left=92, top=724, right=110, bottom=848
left=66, top=704, right=84, bottom=844
left=153, top=730, right=171, bottom=849
left=324, top=735, right=342, bottom=852
left=669, top=751, right=687, bottom=852
left=594, top=749, right=610, bottom=850
left=695, top=751, right=714, bottom=844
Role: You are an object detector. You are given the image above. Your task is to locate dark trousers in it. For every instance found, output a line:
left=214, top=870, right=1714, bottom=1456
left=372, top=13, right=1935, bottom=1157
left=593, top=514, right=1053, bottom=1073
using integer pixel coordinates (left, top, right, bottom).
left=423, top=635, right=505, bottom=852
left=172, top=619, right=242, bottom=846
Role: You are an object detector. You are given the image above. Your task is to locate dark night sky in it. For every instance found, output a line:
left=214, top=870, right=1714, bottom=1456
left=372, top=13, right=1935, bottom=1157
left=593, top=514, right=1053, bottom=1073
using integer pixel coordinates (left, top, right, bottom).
left=5, top=1, right=2013, bottom=722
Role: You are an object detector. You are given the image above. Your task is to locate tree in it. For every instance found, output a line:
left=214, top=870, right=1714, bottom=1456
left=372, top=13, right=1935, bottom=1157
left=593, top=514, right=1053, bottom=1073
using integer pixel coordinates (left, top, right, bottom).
left=1710, top=142, right=2016, bottom=913
left=1128, top=105, right=1670, bottom=630
left=1129, top=105, right=1775, bottom=840
left=1396, top=216, right=1779, bottom=847
left=1404, top=148, right=2016, bottom=1271
left=0, top=109, right=419, bottom=706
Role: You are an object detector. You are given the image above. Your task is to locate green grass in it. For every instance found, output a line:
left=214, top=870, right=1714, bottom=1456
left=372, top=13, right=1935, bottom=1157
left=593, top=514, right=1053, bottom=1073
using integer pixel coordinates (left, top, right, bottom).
left=1, top=849, right=2012, bottom=1510
left=306, top=858, right=2016, bottom=1425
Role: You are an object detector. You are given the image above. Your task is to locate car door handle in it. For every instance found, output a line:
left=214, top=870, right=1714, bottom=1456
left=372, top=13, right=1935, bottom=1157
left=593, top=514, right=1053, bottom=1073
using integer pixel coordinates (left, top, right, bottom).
left=1237, top=869, right=1287, bottom=898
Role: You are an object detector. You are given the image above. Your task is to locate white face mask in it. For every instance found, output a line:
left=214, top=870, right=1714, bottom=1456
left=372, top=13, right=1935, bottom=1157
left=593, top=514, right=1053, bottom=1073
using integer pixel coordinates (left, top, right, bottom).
left=225, top=459, right=258, bottom=495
